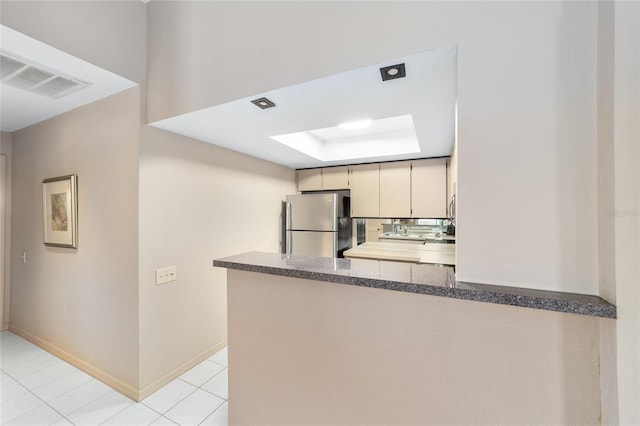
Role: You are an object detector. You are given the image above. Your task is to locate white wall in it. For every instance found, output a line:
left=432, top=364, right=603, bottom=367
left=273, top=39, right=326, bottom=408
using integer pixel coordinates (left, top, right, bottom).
left=138, top=126, right=295, bottom=393
left=147, top=1, right=454, bottom=123
left=10, top=88, right=141, bottom=392
left=457, top=2, right=599, bottom=294
left=613, top=2, right=640, bottom=424
left=148, top=1, right=600, bottom=295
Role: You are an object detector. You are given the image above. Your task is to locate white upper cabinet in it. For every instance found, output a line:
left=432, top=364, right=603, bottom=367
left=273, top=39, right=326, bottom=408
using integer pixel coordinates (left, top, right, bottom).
left=350, top=163, right=379, bottom=217
left=322, top=166, right=349, bottom=190
left=379, top=161, right=411, bottom=218
left=297, top=167, right=349, bottom=191
left=297, top=169, right=322, bottom=192
left=296, top=159, right=448, bottom=218
left=411, top=158, right=448, bottom=218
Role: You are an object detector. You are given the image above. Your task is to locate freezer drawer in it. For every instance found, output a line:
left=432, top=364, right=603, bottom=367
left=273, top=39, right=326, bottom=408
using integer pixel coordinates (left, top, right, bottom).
left=286, top=230, right=338, bottom=258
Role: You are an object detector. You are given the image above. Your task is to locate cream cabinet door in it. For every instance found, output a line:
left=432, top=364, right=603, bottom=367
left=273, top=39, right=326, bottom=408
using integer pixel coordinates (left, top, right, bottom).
left=411, top=158, right=447, bottom=218
left=322, top=166, right=349, bottom=190
left=297, top=169, right=322, bottom=192
left=379, top=161, right=411, bottom=218
left=350, top=163, right=379, bottom=217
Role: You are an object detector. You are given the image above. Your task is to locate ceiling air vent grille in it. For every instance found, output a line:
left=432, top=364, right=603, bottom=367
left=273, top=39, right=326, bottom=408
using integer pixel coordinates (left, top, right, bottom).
left=0, top=50, right=91, bottom=99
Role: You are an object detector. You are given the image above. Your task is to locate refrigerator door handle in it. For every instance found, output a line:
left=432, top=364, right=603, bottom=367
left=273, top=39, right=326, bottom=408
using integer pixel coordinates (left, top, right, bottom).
left=286, top=231, right=292, bottom=255
left=286, top=202, right=292, bottom=230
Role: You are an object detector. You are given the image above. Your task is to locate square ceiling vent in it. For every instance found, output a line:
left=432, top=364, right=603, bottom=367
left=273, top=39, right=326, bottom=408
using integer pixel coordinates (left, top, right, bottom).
left=1, top=50, right=91, bottom=99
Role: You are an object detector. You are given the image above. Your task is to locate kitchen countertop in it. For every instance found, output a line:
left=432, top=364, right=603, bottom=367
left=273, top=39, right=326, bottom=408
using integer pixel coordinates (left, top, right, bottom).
left=379, top=233, right=455, bottom=243
left=213, top=251, right=616, bottom=319
left=344, top=241, right=456, bottom=266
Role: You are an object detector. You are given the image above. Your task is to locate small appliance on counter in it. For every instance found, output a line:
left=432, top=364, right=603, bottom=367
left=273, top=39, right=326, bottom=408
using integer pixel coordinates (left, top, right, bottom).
left=446, top=194, right=456, bottom=236
left=446, top=223, right=456, bottom=236
left=285, top=192, right=351, bottom=258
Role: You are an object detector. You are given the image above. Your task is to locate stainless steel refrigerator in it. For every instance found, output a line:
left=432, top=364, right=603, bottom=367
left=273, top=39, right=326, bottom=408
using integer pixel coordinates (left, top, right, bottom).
left=285, top=192, right=351, bottom=258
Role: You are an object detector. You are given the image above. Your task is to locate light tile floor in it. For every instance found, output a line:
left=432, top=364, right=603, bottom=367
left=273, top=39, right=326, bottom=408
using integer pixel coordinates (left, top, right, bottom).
left=0, top=331, right=228, bottom=425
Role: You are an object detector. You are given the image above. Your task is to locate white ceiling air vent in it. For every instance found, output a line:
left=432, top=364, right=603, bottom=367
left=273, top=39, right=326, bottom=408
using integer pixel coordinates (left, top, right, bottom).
left=1, top=50, right=91, bottom=99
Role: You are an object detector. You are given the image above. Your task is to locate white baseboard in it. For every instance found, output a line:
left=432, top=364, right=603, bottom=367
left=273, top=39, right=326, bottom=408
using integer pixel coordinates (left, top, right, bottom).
left=8, top=324, right=227, bottom=402
left=138, top=339, right=227, bottom=400
left=9, top=325, right=140, bottom=400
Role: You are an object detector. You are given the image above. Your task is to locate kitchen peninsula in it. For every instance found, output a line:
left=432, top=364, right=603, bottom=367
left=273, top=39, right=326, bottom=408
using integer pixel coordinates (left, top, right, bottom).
left=214, top=251, right=614, bottom=425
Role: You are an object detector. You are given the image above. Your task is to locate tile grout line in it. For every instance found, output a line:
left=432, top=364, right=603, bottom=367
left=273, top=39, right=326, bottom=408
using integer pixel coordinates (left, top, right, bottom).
left=140, top=377, right=200, bottom=422
left=1, top=368, right=74, bottom=425
left=4, top=334, right=145, bottom=425
left=35, top=371, right=120, bottom=423
left=197, top=366, right=228, bottom=426
left=197, top=367, right=228, bottom=401
left=142, top=364, right=228, bottom=425
left=159, top=368, right=228, bottom=425
left=1, top=333, right=132, bottom=426
left=3, top=333, right=229, bottom=426
left=96, top=396, right=164, bottom=426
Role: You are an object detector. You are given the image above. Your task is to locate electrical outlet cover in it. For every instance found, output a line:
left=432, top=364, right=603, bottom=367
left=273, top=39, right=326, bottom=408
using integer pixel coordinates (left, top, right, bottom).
left=156, top=266, right=177, bottom=285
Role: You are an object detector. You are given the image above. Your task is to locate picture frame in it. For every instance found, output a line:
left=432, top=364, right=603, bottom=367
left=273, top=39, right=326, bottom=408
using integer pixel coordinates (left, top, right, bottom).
left=42, top=174, right=78, bottom=248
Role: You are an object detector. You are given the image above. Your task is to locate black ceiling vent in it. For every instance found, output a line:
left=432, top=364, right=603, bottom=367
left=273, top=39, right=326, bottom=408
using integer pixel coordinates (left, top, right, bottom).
left=379, top=63, right=406, bottom=81
left=251, top=97, right=276, bottom=109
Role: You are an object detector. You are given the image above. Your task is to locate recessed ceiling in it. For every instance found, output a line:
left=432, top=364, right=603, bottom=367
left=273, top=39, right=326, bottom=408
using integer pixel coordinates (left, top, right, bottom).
left=271, top=114, right=420, bottom=162
left=150, top=45, right=457, bottom=169
left=0, top=25, right=137, bottom=132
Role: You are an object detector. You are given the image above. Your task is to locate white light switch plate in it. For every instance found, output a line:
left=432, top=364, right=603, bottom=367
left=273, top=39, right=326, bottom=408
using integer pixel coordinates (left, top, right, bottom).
left=156, top=266, right=177, bottom=285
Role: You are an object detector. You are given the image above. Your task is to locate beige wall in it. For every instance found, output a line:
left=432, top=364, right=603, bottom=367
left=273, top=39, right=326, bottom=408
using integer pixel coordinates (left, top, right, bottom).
left=148, top=1, right=449, bottom=122
left=596, top=2, right=640, bottom=424
left=2, top=0, right=146, bottom=396
left=149, top=5, right=640, bottom=419
left=2, top=1, right=637, bottom=421
left=138, top=126, right=295, bottom=393
left=0, top=154, right=4, bottom=330
left=0, top=0, right=146, bottom=85
left=1, top=132, right=12, bottom=330
left=228, top=270, right=602, bottom=425
left=596, top=2, right=619, bottom=424
left=9, top=88, right=141, bottom=392
left=148, top=1, right=599, bottom=296
left=598, top=1, right=616, bottom=305
left=1, top=0, right=297, bottom=399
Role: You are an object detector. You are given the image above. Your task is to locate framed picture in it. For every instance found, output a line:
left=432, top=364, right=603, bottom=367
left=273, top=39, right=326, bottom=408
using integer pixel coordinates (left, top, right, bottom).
left=42, top=174, right=78, bottom=248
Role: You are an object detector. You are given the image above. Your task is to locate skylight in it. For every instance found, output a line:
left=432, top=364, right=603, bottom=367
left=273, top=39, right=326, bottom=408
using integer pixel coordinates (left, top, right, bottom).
left=270, top=114, right=420, bottom=162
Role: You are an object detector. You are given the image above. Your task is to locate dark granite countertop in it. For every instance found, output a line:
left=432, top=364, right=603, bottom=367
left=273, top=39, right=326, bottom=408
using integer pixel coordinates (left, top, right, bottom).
left=213, top=251, right=616, bottom=319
